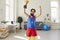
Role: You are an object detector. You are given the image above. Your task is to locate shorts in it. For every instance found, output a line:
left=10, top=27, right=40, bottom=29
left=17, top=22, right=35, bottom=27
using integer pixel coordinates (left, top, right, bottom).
left=26, top=28, right=37, bottom=37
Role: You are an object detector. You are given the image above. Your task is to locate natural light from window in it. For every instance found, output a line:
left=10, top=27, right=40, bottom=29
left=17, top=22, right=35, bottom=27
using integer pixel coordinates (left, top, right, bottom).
left=51, top=1, right=59, bottom=23
left=6, top=0, right=14, bottom=22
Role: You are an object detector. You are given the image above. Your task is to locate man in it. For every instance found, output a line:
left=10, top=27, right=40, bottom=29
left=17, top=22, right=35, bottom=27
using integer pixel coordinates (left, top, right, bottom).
left=24, top=5, right=42, bottom=40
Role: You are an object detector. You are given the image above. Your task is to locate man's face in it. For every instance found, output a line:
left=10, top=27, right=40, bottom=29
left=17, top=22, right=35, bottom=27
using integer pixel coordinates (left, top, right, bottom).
left=31, top=10, right=35, bottom=14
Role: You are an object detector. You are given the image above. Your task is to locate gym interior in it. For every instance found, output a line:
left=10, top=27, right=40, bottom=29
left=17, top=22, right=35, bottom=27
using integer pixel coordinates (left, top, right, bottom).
left=0, top=0, right=60, bottom=40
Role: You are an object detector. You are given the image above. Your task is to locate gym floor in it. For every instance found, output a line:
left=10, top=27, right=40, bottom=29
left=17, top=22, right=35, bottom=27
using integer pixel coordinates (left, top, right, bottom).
left=1, top=30, right=60, bottom=40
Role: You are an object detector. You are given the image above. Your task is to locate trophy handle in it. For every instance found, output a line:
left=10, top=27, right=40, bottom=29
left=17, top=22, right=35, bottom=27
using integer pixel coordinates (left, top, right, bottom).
left=25, top=0, right=29, bottom=5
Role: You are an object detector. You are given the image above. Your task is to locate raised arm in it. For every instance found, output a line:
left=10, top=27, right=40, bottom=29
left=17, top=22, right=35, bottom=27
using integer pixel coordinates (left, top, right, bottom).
left=24, top=0, right=29, bottom=16
left=24, top=7, right=29, bottom=16
left=35, top=6, right=42, bottom=18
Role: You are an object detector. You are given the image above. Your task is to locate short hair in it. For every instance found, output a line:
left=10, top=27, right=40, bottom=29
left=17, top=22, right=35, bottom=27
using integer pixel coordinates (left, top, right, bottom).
left=31, top=8, right=36, bottom=12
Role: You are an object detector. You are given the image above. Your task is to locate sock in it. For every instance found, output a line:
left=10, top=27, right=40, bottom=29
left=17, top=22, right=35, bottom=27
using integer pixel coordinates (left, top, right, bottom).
left=32, top=36, right=36, bottom=40
left=27, top=37, right=31, bottom=40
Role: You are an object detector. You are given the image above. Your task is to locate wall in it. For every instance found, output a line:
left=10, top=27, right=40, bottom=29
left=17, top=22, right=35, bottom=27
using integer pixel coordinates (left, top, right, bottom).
left=58, top=0, right=60, bottom=23
left=0, top=0, right=5, bottom=23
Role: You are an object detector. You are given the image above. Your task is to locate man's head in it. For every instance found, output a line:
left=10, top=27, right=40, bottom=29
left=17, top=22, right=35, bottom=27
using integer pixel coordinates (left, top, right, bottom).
left=31, top=8, right=36, bottom=14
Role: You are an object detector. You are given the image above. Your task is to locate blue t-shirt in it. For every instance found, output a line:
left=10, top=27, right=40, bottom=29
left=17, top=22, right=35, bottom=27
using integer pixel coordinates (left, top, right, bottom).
left=27, top=16, right=36, bottom=28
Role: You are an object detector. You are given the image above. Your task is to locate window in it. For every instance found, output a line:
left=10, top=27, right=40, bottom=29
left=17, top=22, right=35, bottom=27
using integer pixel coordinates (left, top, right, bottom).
left=51, top=1, right=59, bottom=23
left=6, top=0, right=14, bottom=22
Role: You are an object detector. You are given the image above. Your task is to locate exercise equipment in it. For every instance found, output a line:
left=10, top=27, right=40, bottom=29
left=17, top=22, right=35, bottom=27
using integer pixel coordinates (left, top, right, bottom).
left=43, top=24, right=50, bottom=31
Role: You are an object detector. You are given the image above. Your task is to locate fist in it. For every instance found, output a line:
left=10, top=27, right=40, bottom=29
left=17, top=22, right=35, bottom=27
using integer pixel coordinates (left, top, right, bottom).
left=39, top=6, right=41, bottom=8
left=24, top=5, right=27, bottom=9
left=38, top=6, right=41, bottom=8
left=40, top=6, right=41, bottom=8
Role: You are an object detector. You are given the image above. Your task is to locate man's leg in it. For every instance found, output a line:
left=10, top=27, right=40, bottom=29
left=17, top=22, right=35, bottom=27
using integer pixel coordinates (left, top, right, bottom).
left=26, top=28, right=31, bottom=40
left=27, top=37, right=31, bottom=40
left=31, top=29, right=37, bottom=40
left=31, top=36, right=36, bottom=40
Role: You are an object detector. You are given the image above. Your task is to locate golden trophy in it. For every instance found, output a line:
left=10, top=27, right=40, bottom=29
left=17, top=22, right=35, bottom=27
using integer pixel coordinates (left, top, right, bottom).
left=24, top=0, right=29, bottom=9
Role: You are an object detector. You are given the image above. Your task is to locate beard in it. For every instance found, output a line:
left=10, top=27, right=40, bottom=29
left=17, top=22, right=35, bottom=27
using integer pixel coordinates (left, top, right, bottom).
left=30, top=13, right=34, bottom=16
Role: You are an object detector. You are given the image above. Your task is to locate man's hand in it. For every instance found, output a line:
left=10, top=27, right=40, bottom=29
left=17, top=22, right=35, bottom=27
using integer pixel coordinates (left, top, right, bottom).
left=24, top=0, right=29, bottom=16
left=35, top=6, right=42, bottom=18
left=24, top=0, right=29, bottom=9
left=39, top=6, right=42, bottom=15
left=24, top=5, right=27, bottom=9
left=40, top=6, right=41, bottom=9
